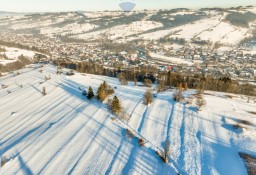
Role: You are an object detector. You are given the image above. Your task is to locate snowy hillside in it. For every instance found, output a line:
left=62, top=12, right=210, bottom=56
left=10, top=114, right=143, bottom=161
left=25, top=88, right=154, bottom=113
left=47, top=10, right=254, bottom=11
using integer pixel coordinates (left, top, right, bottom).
left=0, top=64, right=255, bottom=175
left=1, top=7, right=256, bottom=46
left=0, top=47, right=36, bottom=65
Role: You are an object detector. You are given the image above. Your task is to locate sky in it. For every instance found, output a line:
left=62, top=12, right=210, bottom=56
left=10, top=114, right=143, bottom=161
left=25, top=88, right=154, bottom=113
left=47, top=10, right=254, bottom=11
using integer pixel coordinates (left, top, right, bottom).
left=0, top=0, right=255, bottom=12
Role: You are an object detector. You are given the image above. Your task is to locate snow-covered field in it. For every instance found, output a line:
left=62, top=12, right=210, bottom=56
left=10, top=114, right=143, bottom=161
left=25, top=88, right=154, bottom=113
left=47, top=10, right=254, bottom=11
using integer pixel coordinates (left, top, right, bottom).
left=0, top=47, right=36, bottom=65
left=149, top=52, right=193, bottom=65
left=73, top=21, right=163, bottom=40
left=0, top=65, right=255, bottom=175
left=139, top=14, right=250, bottom=45
left=40, top=23, right=98, bottom=37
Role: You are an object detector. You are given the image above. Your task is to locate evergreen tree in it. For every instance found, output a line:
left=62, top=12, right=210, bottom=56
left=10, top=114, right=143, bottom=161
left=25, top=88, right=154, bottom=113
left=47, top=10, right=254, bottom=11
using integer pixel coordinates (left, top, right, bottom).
left=111, top=96, right=122, bottom=114
left=97, top=84, right=106, bottom=102
left=87, top=86, right=94, bottom=99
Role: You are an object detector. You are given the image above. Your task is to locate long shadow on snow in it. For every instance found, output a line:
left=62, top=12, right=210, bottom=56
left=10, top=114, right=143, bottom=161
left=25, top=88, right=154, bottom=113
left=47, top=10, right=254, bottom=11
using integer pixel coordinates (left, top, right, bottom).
left=178, top=104, right=186, bottom=170
left=1, top=94, right=90, bottom=159
left=121, top=133, right=176, bottom=175
left=1, top=93, right=74, bottom=146
left=9, top=104, right=92, bottom=174
left=1, top=125, right=43, bottom=156
left=18, top=154, right=33, bottom=175
left=37, top=110, right=101, bottom=174
left=67, top=114, right=109, bottom=175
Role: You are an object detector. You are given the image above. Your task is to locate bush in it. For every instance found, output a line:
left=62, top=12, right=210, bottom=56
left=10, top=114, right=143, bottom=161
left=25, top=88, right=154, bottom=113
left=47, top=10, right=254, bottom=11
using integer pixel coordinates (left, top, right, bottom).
left=1, top=156, right=7, bottom=167
left=126, top=129, right=134, bottom=140
left=239, top=152, right=256, bottom=175
left=173, top=90, right=184, bottom=102
left=163, top=140, right=171, bottom=163
left=42, top=87, right=46, bottom=96
left=139, top=138, right=145, bottom=146
left=196, top=95, right=206, bottom=111
left=196, top=94, right=206, bottom=111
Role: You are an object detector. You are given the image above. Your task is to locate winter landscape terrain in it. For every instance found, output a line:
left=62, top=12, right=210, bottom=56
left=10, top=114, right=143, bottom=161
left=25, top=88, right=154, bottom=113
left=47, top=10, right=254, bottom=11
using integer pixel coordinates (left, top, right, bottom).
left=0, top=65, right=255, bottom=175
left=0, top=5, right=256, bottom=175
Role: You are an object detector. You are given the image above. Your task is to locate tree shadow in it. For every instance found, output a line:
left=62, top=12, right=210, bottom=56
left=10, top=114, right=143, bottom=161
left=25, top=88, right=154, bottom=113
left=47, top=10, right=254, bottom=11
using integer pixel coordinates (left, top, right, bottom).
left=18, top=154, right=33, bottom=175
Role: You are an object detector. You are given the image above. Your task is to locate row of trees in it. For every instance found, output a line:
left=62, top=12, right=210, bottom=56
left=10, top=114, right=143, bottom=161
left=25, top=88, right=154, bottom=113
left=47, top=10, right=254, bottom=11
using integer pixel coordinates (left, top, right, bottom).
left=158, top=72, right=255, bottom=96
left=58, top=60, right=255, bottom=96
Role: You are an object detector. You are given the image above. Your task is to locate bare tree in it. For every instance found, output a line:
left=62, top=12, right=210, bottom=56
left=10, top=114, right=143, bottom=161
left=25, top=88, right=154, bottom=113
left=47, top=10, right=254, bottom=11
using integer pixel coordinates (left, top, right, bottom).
left=163, top=140, right=171, bottom=163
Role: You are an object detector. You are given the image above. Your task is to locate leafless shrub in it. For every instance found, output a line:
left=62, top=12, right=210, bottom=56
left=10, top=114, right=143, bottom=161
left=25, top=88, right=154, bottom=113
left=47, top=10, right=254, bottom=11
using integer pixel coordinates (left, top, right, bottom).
left=144, top=89, right=153, bottom=105
left=233, top=123, right=243, bottom=129
left=1, top=84, right=7, bottom=89
left=42, top=87, right=46, bottom=96
left=1, top=156, right=7, bottom=167
left=126, top=129, right=134, bottom=140
left=248, top=111, right=256, bottom=115
left=163, top=140, right=171, bottom=163
left=139, top=138, right=145, bottom=147
left=196, top=94, right=206, bottom=111
left=226, top=95, right=235, bottom=99
left=240, top=120, right=252, bottom=126
left=173, top=90, right=184, bottom=102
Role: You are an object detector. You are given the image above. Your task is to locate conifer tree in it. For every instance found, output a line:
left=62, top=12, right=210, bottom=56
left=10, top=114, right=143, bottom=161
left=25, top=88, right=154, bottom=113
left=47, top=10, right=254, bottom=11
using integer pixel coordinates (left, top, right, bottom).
left=97, top=84, right=106, bottom=102
left=87, top=86, right=94, bottom=99
left=111, top=96, right=122, bottom=114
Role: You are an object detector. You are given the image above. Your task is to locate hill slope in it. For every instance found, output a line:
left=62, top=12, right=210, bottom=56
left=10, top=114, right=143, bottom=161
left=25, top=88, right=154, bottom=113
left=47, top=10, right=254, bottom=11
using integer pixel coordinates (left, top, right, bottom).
left=0, top=64, right=255, bottom=174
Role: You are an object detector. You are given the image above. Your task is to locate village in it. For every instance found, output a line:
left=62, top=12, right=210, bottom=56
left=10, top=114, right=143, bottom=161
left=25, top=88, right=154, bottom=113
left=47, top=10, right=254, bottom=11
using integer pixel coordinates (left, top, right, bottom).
left=0, top=31, right=255, bottom=81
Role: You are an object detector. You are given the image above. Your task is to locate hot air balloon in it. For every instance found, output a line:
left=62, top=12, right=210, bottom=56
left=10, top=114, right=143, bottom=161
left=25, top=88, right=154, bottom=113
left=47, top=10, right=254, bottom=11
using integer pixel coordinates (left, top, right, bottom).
left=119, top=0, right=136, bottom=12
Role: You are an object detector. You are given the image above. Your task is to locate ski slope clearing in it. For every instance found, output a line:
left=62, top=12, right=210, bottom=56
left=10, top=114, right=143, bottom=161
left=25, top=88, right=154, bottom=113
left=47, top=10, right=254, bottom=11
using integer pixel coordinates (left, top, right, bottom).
left=0, top=65, right=255, bottom=175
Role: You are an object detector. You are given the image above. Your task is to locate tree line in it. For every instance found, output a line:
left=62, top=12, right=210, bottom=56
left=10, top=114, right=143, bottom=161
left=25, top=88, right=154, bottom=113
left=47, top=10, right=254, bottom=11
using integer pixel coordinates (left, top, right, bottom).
left=56, top=60, right=255, bottom=96
left=158, top=72, right=255, bottom=96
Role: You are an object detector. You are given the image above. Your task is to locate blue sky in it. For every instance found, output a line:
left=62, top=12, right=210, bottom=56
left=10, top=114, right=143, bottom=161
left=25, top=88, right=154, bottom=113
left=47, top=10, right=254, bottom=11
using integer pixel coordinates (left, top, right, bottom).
left=0, top=0, right=255, bottom=12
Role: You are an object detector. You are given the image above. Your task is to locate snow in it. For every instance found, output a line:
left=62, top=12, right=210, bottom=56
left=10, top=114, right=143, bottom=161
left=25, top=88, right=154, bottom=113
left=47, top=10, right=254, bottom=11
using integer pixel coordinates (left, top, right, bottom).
left=40, top=23, right=98, bottom=37
left=10, top=17, right=66, bottom=30
left=0, top=47, right=36, bottom=65
left=0, top=65, right=255, bottom=175
left=73, top=21, right=163, bottom=41
left=149, top=52, right=193, bottom=65
left=198, top=22, right=249, bottom=45
left=135, top=14, right=250, bottom=46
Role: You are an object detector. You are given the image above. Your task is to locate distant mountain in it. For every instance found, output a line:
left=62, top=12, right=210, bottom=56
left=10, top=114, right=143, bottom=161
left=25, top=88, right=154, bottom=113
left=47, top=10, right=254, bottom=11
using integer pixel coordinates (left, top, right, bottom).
left=0, top=11, right=25, bottom=16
